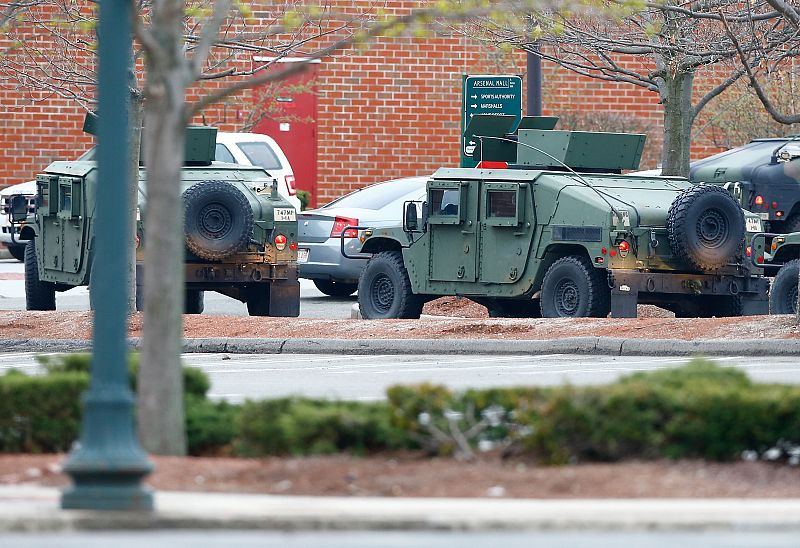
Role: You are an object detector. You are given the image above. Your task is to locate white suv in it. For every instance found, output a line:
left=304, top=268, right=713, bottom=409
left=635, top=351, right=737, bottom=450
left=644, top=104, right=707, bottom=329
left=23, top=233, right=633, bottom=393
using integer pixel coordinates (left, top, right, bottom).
left=215, top=133, right=301, bottom=211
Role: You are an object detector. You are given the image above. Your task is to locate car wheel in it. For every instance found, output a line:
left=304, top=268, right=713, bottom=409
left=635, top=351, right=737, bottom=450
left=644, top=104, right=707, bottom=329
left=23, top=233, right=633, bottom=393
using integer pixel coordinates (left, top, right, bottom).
left=313, top=279, right=357, bottom=297
left=185, top=290, right=205, bottom=315
left=770, top=259, right=800, bottom=315
left=667, top=185, right=745, bottom=271
left=357, top=251, right=423, bottom=319
left=8, top=243, right=26, bottom=262
left=539, top=256, right=609, bottom=318
left=24, top=239, right=56, bottom=311
left=183, top=180, right=253, bottom=260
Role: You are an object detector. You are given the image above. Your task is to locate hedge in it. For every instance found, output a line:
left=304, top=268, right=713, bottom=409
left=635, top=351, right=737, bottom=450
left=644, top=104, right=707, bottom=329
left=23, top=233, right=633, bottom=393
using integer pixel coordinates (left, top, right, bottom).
left=0, top=353, right=231, bottom=454
left=4, top=356, right=800, bottom=462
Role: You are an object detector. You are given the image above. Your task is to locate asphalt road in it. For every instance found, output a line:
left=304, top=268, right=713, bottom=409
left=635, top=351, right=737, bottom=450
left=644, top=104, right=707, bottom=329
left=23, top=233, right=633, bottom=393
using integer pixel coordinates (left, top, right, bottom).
left=2, top=352, right=798, bottom=402
left=2, top=530, right=798, bottom=548
left=0, top=258, right=355, bottom=319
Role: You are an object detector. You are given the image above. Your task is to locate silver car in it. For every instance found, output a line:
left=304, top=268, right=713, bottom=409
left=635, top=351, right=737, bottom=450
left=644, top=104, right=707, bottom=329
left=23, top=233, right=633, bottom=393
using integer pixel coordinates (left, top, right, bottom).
left=298, top=176, right=428, bottom=297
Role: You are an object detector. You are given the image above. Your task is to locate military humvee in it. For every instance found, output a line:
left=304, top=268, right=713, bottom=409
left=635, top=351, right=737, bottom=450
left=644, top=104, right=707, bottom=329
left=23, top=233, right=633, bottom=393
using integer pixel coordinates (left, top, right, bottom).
left=8, top=117, right=300, bottom=316
left=690, top=136, right=800, bottom=233
left=751, top=231, right=800, bottom=314
left=350, top=115, right=769, bottom=319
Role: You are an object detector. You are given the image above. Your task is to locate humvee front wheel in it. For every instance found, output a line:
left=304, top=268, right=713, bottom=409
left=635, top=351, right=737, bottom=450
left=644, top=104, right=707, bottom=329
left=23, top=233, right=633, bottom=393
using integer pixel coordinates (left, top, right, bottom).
left=540, top=256, right=609, bottom=318
left=770, top=259, right=800, bottom=315
left=24, top=239, right=56, bottom=311
left=358, top=251, right=423, bottom=319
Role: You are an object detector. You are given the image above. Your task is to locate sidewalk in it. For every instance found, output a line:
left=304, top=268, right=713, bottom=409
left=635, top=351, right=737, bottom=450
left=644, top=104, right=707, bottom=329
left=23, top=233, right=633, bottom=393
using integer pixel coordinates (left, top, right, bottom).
left=2, top=486, right=800, bottom=532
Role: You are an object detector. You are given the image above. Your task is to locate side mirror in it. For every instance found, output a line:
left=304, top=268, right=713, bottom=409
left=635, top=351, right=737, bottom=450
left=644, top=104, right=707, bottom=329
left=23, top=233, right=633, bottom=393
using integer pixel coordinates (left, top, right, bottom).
left=404, top=201, right=418, bottom=232
left=9, top=195, right=28, bottom=223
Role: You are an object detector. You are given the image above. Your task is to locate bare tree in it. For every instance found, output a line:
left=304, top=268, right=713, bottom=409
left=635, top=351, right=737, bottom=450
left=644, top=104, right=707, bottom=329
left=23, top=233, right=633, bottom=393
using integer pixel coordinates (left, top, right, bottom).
left=467, top=1, right=800, bottom=176
left=3, top=0, right=601, bottom=455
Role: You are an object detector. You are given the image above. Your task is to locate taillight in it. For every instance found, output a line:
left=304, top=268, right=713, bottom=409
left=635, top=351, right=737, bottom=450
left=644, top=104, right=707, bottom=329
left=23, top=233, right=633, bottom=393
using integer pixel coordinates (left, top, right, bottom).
left=274, top=234, right=287, bottom=251
left=618, top=240, right=630, bottom=253
left=754, top=195, right=764, bottom=206
left=331, top=216, right=358, bottom=238
left=284, top=175, right=296, bottom=196
left=289, top=242, right=298, bottom=251
left=746, top=246, right=752, bottom=257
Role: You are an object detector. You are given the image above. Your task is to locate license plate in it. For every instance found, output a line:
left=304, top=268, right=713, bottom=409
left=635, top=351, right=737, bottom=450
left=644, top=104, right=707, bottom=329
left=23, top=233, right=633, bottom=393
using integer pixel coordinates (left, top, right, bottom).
left=297, top=248, right=309, bottom=263
left=274, top=208, right=296, bottom=222
left=758, top=212, right=770, bottom=220
left=746, top=217, right=762, bottom=232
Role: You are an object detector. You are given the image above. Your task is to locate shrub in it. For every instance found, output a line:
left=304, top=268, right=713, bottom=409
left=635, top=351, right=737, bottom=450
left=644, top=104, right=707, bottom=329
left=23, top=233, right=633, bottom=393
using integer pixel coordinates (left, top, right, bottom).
left=2, top=353, right=222, bottom=454
left=0, top=372, right=88, bottom=453
left=234, top=398, right=408, bottom=456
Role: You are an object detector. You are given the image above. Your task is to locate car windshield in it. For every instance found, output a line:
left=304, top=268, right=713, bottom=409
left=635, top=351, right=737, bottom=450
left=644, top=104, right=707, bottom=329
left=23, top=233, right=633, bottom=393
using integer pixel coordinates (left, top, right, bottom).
left=236, top=142, right=283, bottom=170
left=322, top=180, right=426, bottom=211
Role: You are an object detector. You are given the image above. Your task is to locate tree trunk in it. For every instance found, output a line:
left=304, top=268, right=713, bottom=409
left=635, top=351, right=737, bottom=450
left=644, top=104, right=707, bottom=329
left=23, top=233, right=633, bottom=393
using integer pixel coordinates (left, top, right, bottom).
left=137, top=0, right=187, bottom=455
left=127, top=94, right=143, bottom=315
left=659, top=71, right=694, bottom=177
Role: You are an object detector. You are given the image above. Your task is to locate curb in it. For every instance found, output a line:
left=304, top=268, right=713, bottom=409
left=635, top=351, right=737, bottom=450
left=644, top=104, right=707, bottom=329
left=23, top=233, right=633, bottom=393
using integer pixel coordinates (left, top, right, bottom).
left=3, top=336, right=800, bottom=356
left=1, top=487, right=800, bottom=532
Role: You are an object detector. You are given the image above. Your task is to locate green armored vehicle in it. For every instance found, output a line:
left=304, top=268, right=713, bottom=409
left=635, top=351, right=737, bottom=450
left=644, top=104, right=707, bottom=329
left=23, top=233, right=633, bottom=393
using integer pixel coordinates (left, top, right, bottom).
left=8, top=119, right=300, bottom=316
left=350, top=115, right=769, bottom=319
left=752, top=232, right=800, bottom=314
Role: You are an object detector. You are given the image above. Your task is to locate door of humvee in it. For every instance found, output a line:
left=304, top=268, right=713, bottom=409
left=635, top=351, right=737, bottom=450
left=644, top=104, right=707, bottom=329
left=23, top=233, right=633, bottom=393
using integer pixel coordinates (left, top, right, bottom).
left=478, top=181, right=534, bottom=284
left=427, top=180, right=479, bottom=282
left=36, top=174, right=88, bottom=276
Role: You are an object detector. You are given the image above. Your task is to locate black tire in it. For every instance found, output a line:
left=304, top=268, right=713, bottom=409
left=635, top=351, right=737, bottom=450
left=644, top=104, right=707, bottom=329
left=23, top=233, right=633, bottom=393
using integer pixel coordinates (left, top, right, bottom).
left=313, top=279, right=357, bottom=298
left=183, top=180, right=253, bottom=260
left=8, top=243, right=26, bottom=262
left=24, top=239, right=56, bottom=311
left=486, top=298, right=542, bottom=318
left=539, top=256, right=610, bottom=318
left=782, top=214, right=800, bottom=234
left=770, top=259, right=800, bottom=315
left=185, top=290, right=205, bottom=315
left=357, top=251, right=423, bottom=319
left=246, top=286, right=271, bottom=316
left=667, top=185, right=745, bottom=271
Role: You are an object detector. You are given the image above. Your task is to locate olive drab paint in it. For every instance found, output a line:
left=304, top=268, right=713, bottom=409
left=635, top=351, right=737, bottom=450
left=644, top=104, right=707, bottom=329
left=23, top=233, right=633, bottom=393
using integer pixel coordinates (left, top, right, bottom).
left=356, top=116, right=770, bottom=319
left=16, top=117, right=301, bottom=317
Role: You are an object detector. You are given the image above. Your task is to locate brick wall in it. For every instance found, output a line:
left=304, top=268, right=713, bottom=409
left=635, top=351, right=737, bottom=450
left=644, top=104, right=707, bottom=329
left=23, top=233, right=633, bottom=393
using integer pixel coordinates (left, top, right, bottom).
left=0, top=2, right=728, bottom=198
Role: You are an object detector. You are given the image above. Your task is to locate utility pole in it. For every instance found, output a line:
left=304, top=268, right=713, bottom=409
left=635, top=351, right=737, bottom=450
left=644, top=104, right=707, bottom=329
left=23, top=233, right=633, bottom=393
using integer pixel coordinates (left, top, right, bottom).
left=61, top=0, right=153, bottom=511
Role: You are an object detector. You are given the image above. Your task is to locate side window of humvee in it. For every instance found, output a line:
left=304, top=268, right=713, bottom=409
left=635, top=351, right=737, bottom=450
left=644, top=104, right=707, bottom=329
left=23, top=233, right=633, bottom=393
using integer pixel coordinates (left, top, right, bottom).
left=428, top=182, right=466, bottom=225
left=483, top=183, right=524, bottom=227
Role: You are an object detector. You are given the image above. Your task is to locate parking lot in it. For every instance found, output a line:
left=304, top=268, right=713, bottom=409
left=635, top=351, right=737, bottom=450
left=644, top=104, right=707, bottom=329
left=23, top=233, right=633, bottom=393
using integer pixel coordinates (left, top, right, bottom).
left=0, top=258, right=355, bottom=319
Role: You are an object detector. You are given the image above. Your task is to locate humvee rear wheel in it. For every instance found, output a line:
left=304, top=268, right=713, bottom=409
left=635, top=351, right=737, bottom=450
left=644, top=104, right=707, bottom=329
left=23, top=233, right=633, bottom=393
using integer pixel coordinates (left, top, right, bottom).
left=185, top=290, right=205, bottom=315
left=358, top=251, right=423, bottom=319
left=540, top=256, right=609, bottom=318
left=313, top=279, right=357, bottom=298
left=8, top=243, right=26, bottom=262
left=183, top=180, right=253, bottom=260
left=770, top=259, right=800, bottom=315
left=24, top=239, right=56, bottom=311
left=667, top=185, right=745, bottom=271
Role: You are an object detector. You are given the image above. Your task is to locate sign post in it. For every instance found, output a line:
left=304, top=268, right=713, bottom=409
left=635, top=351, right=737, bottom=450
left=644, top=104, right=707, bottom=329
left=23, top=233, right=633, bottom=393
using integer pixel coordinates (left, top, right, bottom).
left=461, top=75, right=523, bottom=168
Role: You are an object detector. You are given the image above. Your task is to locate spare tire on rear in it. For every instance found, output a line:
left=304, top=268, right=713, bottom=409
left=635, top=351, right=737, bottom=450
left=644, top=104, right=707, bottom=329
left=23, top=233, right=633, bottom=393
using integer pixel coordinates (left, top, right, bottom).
left=183, top=180, right=253, bottom=260
left=666, top=184, right=744, bottom=271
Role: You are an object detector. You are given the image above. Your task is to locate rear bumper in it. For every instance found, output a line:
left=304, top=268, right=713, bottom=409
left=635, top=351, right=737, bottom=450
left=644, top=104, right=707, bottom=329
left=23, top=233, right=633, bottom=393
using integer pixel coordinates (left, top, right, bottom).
left=297, top=239, right=366, bottom=283
left=609, top=270, right=770, bottom=318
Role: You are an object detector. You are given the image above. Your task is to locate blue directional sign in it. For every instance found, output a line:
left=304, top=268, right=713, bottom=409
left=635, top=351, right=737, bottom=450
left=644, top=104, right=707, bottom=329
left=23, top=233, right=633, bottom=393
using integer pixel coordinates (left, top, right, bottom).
left=461, top=75, right=523, bottom=168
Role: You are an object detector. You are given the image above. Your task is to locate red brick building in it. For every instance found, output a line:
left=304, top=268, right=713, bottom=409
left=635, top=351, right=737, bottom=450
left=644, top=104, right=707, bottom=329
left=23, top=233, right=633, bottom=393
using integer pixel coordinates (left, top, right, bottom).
left=0, top=3, right=728, bottom=204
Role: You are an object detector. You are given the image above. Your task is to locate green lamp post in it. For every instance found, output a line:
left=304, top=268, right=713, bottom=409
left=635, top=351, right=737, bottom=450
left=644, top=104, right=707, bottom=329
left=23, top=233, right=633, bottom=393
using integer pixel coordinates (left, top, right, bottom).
left=61, top=0, right=153, bottom=511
